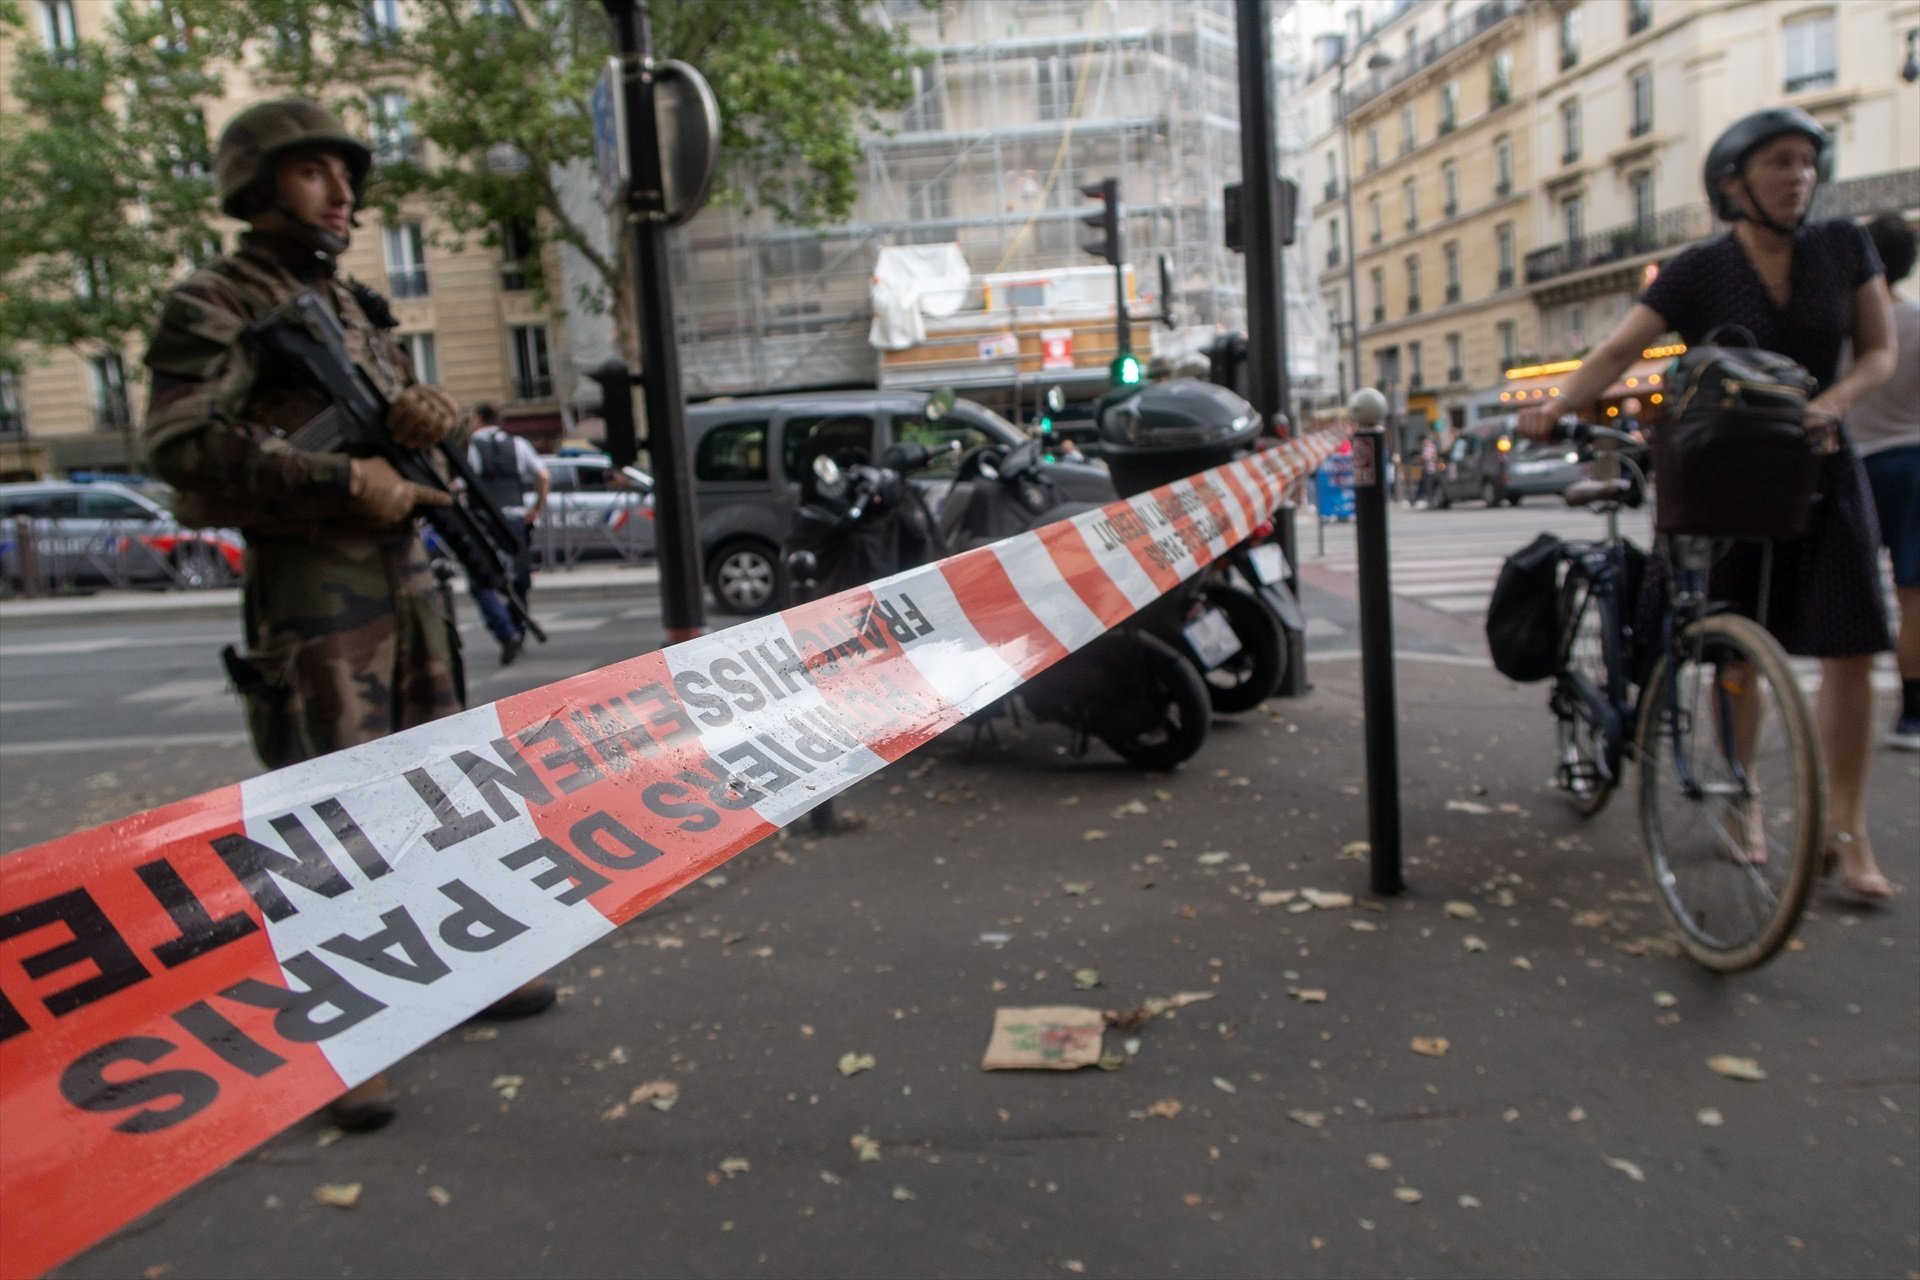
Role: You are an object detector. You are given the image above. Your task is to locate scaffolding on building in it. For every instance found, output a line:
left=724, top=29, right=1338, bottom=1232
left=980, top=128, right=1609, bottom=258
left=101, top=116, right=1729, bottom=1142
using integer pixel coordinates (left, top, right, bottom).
left=661, top=0, right=1319, bottom=413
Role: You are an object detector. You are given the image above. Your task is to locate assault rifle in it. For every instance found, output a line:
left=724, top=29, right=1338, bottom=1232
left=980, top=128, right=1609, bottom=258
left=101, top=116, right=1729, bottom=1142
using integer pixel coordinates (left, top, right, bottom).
left=249, top=291, right=545, bottom=643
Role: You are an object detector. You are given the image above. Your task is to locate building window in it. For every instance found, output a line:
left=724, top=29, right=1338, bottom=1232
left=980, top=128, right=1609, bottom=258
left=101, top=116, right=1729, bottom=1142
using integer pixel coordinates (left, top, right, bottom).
left=1444, top=241, right=1461, bottom=302
left=1408, top=340, right=1424, bottom=388
left=0, top=369, right=24, bottom=438
left=39, top=0, right=77, bottom=56
left=1564, top=301, right=1587, bottom=349
left=1405, top=255, right=1421, bottom=314
left=363, top=0, right=401, bottom=42
left=1782, top=11, right=1836, bottom=94
left=1399, top=104, right=1416, bottom=155
left=1368, top=193, right=1382, bottom=245
left=1443, top=161, right=1459, bottom=217
left=1490, top=48, right=1512, bottom=107
left=903, top=63, right=944, bottom=132
left=1036, top=53, right=1077, bottom=121
left=1446, top=332, right=1464, bottom=383
left=1561, top=99, right=1581, bottom=165
left=1496, top=223, right=1515, bottom=289
left=1560, top=5, right=1581, bottom=70
left=1630, top=69, right=1653, bottom=137
left=1370, top=267, right=1385, bottom=324
left=369, top=91, right=415, bottom=164
left=1628, top=0, right=1652, bottom=36
left=1325, top=149, right=1340, bottom=202
left=1327, top=217, right=1341, bottom=268
left=383, top=223, right=429, bottom=298
left=1563, top=194, right=1585, bottom=249
left=500, top=219, right=535, bottom=291
left=88, top=353, right=129, bottom=431
left=402, top=332, right=439, bottom=385
left=1498, top=319, right=1518, bottom=365
left=1494, top=135, right=1513, bottom=196
left=1402, top=177, right=1418, bottom=232
left=509, top=325, right=552, bottom=401
left=904, top=176, right=950, bottom=242
left=1365, top=125, right=1380, bottom=172
left=759, top=237, right=824, bottom=277
left=1630, top=172, right=1654, bottom=230
left=1440, top=81, right=1458, bottom=134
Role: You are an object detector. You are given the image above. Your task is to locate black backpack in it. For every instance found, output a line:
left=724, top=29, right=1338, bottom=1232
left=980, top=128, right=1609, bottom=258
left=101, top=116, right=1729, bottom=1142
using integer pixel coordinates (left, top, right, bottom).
left=473, top=431, right=524, bottom=511
left=1485, top=532, right=1564, bottom=683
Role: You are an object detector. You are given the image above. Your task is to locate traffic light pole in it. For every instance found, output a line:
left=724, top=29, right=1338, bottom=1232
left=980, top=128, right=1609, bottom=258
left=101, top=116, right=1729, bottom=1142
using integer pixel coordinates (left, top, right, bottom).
left=1112, top=259, right=1131, bottom=358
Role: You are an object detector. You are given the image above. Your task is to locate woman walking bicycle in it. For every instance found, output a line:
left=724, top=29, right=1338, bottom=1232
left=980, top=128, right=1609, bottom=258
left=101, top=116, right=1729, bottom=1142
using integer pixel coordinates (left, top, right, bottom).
left=1519, top=107, right=1897, bottom=903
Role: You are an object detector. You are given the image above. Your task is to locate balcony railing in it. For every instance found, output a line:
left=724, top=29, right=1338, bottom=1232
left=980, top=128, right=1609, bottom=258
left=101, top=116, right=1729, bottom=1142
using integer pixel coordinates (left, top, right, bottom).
left=1628, top=2, right=1651, bottom=35
left=1406, top=295, right=1421, bottom=315
left=1446, top=366, right=1464, bottom=384
left=1370, top=229, right=1382, bottom=245
left=1404, top=217, right=1417, bottom=232
left=1445, top=283, right=1460, bottom=303
left=1443, top=200, right=1458, bottom=218
left=1784, top=70, right=1837, bottom=95
left=1495, top=178, right=1512, bottom=198
left=388, top=267, right=429, bottom=299
left=1521, top=169, right=1920, bottom=286
left=1372, top=304, right=1385, bottom=323
left=1323, top=179, right=1340, bottom=203
left=1630, top=117, right=1652, bottom=139
left=1327, top=246, right=1340, bottom=268
left=1343, top=0, right=1521, bottom=116
left=512, top=375, right=554, bottom=401
left=1561, top=147, right=1580, bottom=166
left=1496, top=266, right=1514, bottom=289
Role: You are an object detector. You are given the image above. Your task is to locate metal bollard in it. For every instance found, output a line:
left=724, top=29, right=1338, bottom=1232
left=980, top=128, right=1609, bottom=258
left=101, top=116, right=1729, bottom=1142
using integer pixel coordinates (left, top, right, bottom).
left=1349, top=390, right=1404, bottom=896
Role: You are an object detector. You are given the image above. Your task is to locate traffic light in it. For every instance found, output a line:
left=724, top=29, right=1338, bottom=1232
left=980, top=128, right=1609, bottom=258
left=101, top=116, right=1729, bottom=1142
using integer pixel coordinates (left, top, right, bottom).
left=1080, top=177, right=1122, bottom=267
left=1110, top=352, right=1143, bottom=386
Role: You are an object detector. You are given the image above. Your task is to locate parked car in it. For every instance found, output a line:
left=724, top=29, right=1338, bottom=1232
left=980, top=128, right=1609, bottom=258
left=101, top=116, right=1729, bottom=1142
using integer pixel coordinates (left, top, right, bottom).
left=688, top=390, right=1113, bottom=613
left=0, top=480, right=243, bottom=591
left=527, top=453, right=655, bottom=567
left=1433, top=417, right=1585, bottom=508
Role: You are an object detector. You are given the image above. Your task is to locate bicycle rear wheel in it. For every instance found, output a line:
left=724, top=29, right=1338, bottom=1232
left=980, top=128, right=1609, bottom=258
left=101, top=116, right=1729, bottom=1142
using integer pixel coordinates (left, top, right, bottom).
left=1636, top=613, right=1821, bottom=972
left=1552, top=563, right=1616, bottom=817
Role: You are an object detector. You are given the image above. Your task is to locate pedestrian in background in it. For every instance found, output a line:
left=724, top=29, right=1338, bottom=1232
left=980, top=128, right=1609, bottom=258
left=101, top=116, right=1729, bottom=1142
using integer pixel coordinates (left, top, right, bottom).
left=1413, top=432, right=1439, bottom=507
left=466, top=402, right=549, bottom=665
left=1519, top=107, right=1895, bottom=901
left=1852, top=212, right=1920, bottom=751
left=142, top=100, right=554, bottom=1133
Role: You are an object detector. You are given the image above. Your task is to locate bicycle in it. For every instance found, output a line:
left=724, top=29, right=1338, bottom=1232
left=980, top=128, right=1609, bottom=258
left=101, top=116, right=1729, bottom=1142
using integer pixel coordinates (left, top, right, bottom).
left=1544, top=419, right=1822, bottom=972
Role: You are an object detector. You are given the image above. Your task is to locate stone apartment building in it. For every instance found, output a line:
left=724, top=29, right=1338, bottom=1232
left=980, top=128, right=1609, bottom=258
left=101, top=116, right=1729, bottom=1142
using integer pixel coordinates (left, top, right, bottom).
left=1303, top=0, right=1920, bottom=438
left=0, top=0, right=573, bottom=477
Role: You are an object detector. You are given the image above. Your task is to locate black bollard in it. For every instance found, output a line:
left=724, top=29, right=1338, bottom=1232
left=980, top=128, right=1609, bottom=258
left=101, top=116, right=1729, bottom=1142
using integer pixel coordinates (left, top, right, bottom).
left=1350, top=409, right=1404, bottom=896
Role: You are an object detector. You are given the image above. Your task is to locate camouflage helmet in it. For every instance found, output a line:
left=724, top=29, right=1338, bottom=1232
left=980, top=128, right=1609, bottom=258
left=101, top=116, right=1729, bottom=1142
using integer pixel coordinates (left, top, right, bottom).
left=214, top=99, right=373, bottom=219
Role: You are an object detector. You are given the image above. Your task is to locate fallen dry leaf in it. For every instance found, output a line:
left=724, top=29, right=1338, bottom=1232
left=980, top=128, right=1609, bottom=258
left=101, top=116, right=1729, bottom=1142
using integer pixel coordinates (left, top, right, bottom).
left=1707, top=1055, right=1767, bottom=1082
left=1062, top=882, right=1091, bottom=896
left=491, top=1074, right=524, bottom=1101
left=629, top=1080, right=680, bottom=1111
left=1073, top=968, right=1102, bottom=990
left=1393, top=1187, right=1424, bottom=1204
left=313, top=1183, right=362, bottom=1209
left=1287, top=987, right=1328, bottom=1003
left=851, top=1133, right=882, bottom=1162
left=1198, top=851, right=1231, bottom=865
left=1301, top=889, right=1354, bottom=910
left=1445, top=799, right=1493, bottom=814
left=1604, top=1156, right=1646, bottom=1183
left=1349, top=920, right=1380, bottom=932
left=1457, top=1194, right=1482, bottom=1209
left=1287, top=1109, right=1325, bottom=1128
left=1365, top=1153, right=1391, bottom=1170
left=1571, top=910, right=1610, bottom=929
left=891, top=1184, right=916, bottom=1202
left=1653, top=992, right=1678, bottom=1008
left=1211, top=1077, right=1237, bottom=1095
left=1112, top=798, right=1150, bottom=818
left=1444, top=900, right=1480, bottom=920
left=1339, top=840, right=1370, bottom=861
left=1410, top=1036, right=1450, bottom=1058
left=1145, top=1098, right=1183, bottom=1120
left=1257, top=889, right=1298, bottom=906
left=426, top=1186, right=452, bottom=1207
left=718, top=1156, right=751, bottom=1177
left=1082, top=829, right=1109, bottom=842
left=839, top=1052, right=877, bottom=1077
left=1696, top=1108, right=1724, bottom=1127
left=461, top=1026, right=499, bottom=1043
left=1462, top=935, right=1488, bottom=953
left=1510, top=956, right=1533, bottom=970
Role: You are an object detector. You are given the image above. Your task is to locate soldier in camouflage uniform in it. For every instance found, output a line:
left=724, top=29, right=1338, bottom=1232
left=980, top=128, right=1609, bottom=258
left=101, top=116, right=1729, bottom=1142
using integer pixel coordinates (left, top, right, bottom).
left=143, top=99, right=552, bottom=1131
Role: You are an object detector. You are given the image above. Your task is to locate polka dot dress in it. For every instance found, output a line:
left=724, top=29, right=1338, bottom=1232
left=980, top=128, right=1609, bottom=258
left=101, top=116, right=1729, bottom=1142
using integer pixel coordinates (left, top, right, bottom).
left=1639, top=221, right=1892, bottom=657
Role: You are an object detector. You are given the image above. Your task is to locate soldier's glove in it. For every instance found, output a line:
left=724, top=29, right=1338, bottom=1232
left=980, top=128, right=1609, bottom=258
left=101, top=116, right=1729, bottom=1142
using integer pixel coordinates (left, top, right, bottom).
left=386, top=384, right=460, bottom=451
left=349, top=456, right=454, bottom=527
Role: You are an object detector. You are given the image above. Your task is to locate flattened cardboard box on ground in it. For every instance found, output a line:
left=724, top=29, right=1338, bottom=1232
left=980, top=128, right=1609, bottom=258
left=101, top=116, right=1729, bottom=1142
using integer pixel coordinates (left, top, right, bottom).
left=980, top=1006, right=1106, bottom=1070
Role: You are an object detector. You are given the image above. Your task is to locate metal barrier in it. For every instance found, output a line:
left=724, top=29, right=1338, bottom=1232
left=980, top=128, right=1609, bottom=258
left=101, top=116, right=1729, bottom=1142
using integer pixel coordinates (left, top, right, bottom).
left=0, top=516, right=238, bottom=597
left=526, top=489, right=655, bottom=570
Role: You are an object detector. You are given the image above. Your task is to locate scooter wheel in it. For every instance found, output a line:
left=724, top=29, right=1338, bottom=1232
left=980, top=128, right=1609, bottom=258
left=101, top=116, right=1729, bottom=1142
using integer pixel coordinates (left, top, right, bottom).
left=1201, top=583, right=1286, bottom=714
left=1098, top=632, right=1211, bottom=770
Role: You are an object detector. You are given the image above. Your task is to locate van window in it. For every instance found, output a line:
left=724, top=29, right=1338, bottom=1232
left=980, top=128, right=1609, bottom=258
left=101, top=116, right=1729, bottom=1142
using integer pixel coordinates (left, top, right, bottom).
left=782, top=414, right=875, bottom=480
left=696, top=420, right=770, bottom=482
left=79, top=491, right=155, bottom=520
left=0, top=490, right=80, bottom=518
left=894, top=415, right=994, bottom=476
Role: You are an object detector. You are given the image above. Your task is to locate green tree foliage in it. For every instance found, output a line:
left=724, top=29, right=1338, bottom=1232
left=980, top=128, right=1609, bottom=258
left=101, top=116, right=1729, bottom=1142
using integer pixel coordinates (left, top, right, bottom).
left=205, top=0, right=926, bottom=313
left=0, top=1, right=226, bottom=394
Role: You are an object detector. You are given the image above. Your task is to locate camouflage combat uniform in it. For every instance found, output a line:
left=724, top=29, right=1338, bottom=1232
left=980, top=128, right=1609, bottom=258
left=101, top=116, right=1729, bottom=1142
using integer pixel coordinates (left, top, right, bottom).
left=143, top=229, right=462, bottom=770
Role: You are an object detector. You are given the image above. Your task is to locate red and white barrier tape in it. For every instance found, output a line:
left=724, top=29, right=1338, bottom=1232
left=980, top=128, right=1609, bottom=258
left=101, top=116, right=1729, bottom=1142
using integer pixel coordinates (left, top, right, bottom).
left=0, top=430, right=1339, bottom=1276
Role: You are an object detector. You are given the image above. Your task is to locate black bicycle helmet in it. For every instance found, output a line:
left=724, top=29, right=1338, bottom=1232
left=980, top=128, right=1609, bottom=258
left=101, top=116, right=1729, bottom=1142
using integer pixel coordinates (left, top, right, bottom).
left=1702, top=107, right=1830, bottom=231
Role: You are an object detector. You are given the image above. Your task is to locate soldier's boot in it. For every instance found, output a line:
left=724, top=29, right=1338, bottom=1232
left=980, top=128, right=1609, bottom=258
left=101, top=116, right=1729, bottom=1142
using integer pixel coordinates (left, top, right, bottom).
left=473, top=978, right=557, bottom=1021
left=327, top=1073, right=398, bottom=1133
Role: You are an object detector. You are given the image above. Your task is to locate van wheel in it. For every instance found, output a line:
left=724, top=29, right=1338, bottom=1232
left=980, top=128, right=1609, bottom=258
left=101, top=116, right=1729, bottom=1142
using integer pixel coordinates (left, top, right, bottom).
left=707, top=539, right=781, bottom=614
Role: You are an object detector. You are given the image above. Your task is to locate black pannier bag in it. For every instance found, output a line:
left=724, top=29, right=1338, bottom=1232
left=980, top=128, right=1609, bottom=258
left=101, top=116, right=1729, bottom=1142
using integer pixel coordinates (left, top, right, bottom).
left=1486, top=532, right=1564, bottom=683
left=1652, top=326, right=1821, bottom=539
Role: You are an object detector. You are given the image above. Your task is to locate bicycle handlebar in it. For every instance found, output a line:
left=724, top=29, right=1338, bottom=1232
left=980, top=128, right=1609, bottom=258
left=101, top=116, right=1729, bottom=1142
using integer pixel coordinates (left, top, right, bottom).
left=1551, top=415, right=1639, bottom=448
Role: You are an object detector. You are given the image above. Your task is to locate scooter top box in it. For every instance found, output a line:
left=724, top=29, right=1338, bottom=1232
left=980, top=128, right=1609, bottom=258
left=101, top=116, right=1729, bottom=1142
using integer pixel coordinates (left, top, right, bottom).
left=1098, top=380, right=1263, bottom=497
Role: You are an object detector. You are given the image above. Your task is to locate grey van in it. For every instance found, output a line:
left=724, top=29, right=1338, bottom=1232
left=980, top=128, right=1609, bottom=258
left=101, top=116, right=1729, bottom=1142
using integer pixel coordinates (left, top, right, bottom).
left=1434, top=415, right=1586, bottom=509
left=689, top=390, right=1110, bottom=613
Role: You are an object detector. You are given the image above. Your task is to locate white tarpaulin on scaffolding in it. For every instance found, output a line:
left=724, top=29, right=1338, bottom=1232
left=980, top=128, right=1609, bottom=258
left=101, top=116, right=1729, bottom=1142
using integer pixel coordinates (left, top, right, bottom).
left=869, top=242, right=972, bottom=350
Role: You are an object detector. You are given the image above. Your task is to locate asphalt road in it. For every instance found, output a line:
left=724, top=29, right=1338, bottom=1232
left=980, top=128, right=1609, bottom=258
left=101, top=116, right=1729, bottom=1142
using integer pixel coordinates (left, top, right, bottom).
left=5, top=504, right=1917, bottom=1279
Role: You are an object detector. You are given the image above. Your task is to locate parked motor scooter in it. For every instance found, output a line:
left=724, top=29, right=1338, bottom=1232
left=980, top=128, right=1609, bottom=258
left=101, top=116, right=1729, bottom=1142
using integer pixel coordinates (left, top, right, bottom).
left=786, top=436, right=1212, bottom=770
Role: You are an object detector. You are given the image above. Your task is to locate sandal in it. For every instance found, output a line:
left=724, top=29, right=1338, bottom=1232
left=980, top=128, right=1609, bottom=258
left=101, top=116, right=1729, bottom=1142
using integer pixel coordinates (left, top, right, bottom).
left=1822, top=832, right=1897, bottom=904
left=1723, top=794, right=1768, bottom=866
left=327, top=1076, right=398, bottom=1133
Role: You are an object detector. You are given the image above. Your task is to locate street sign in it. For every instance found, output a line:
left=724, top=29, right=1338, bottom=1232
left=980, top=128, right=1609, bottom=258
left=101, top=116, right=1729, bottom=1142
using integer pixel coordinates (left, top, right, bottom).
left=1350, top=432, right=1377, bottom=487
left=593, top=56, right=719, bottom=225
left=1040, top=328, right=1074, bottom=370
left=592, top=57, right=628, bottom=211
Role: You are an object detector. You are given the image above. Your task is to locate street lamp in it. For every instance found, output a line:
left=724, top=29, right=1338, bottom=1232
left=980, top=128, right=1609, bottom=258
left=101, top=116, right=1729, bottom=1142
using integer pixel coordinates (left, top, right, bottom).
left=1336, top=39, right=1394, bottom=403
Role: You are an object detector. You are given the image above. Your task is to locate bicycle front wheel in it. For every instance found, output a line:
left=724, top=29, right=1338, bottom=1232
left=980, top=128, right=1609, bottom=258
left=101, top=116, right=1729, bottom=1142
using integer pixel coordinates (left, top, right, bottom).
left=1636, top=613, right=1822, bottom=972
left=1553, top=562, right=1617, bottom=818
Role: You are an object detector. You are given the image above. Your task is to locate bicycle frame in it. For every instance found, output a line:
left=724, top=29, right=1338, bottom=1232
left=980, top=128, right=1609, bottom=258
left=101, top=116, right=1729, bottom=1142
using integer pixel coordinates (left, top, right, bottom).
left=1651, top=534, right=1771, bottom=804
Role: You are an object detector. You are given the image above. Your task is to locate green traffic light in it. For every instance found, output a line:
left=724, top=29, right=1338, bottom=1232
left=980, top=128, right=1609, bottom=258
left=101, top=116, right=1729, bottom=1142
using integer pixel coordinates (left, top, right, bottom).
left=1111, top=353, right=1143, bottom=386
